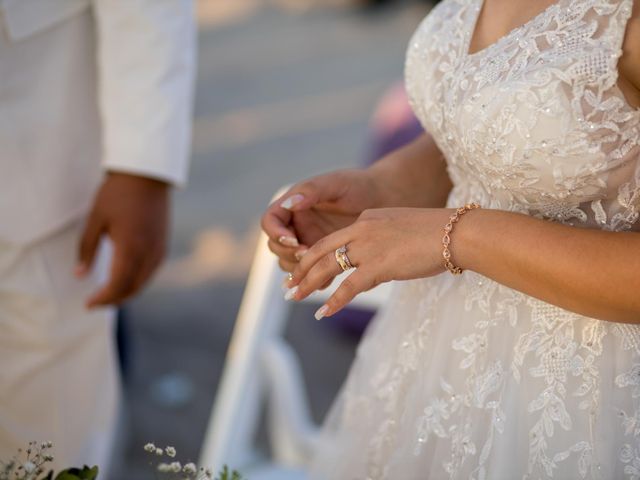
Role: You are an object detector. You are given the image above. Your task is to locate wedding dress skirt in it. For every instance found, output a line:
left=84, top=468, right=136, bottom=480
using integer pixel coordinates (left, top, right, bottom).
left=309, top=0, right=640, bottom=478
left=310, top=271, right=640, bottom=479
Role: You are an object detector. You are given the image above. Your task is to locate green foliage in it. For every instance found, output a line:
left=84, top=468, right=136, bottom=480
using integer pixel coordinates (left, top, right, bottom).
left=53, top=466, right=99, bottom=480
left=215, top=465, right=243, bottom=480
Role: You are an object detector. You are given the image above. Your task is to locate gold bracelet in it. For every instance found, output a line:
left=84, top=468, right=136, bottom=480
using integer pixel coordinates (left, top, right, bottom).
left=442, top=203, right=480, bottom=275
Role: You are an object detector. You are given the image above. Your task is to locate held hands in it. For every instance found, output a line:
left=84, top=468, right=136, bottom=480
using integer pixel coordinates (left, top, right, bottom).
left=76, top=172, right=170, bottom=308
left=283, top=208, right=458, bottom=320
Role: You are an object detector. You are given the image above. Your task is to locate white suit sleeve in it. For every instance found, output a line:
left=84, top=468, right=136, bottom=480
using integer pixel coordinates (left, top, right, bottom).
left=93, top=0, right=196, bottom=187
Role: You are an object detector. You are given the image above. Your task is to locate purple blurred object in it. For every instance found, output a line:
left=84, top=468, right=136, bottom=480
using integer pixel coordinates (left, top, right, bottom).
left=366, top=82, right=424, bottom=165
left=331, top=82, right=423, bottom=338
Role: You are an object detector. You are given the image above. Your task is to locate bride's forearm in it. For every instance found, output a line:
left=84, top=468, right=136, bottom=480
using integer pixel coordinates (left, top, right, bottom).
left=367, top=132, right=453, bottom=209
left=455, top=208, right=640, bottom=323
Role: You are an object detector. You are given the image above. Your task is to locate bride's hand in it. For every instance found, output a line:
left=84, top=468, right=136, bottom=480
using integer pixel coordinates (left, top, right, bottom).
left=261, top=169, right=385, bottom=272
left=284, top=207, right=462, bottom=318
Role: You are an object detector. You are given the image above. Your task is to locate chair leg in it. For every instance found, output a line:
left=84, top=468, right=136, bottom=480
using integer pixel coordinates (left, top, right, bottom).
left=199, top=232, right=292, bottom=472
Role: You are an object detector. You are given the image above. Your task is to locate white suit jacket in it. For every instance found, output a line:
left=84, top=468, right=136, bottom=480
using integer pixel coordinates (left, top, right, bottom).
left=0, top=0, right=195, bottom=245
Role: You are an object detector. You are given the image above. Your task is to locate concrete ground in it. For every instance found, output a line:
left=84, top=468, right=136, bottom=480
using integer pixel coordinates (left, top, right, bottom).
left=110, top=1, right=429, bottom=478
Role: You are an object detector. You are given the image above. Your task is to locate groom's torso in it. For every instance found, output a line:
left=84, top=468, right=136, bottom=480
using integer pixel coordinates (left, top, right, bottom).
left=0, top=0, right=103, bottom=246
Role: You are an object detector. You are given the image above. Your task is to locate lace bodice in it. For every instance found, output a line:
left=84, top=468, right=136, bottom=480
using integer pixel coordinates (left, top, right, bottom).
left=406, top=0, right=640, bottom=231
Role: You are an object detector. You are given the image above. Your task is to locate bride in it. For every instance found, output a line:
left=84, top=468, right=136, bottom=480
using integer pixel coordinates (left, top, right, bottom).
left=261, top=0, right=640, bottom=477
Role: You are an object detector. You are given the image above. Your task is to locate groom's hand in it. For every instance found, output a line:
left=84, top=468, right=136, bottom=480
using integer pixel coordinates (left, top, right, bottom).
left=77, top=172, right=170, bottom=308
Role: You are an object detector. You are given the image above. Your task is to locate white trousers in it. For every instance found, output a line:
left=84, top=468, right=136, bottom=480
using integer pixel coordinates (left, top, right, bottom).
left=0, top=221, right=119, bottom=474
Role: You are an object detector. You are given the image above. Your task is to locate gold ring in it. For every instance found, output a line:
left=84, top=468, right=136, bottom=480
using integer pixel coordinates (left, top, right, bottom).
left=335, top=245, right=354, bottom=272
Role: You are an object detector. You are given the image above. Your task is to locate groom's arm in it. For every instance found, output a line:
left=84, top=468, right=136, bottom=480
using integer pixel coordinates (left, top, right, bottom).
left=94, top=0, right=196, bottom=185
left=77, top=0, right=197, bottom=308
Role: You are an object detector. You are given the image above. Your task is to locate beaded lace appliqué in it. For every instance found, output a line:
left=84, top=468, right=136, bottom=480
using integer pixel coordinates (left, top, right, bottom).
left=353, top=0, right=640, bottom=478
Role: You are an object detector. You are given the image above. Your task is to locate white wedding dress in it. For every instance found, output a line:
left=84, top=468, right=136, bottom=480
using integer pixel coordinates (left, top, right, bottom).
left=308, top=0, right=640, bottom=478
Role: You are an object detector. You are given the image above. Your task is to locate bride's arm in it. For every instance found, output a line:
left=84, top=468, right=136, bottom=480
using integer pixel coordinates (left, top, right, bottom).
left=285, top=6, right=640, bottom=323
left=286, top=206, right=640, bottom=324
left=261, top=131, right=451, bottom=272
left=367, top=132, right=453, bottom=209
left=458, top=5, right=640, bottom=324
left=455, top=209, right=640, bottom=324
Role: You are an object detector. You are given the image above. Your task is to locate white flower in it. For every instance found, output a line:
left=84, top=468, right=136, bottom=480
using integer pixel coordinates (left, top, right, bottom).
left=183, top=462, right=197, bottom=474
left=165, top=446, right=176, bottom=458
left=144, top=443, right=156, bottom=452
left=157, top=463, right=171, bottom=473
left=23, top=461, right=36, bottom=473
left=155, top=448, right=164, bottom=456
left=169, top=461, right=182, bottom=473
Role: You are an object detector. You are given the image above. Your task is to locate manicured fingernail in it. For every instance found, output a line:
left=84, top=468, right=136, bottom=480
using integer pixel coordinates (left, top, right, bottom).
left=295, top=249, right=308, bottom=261
left=280, top=194, right=305, bottom=210
left=314, top=304, right=329, bottom=321
left=284, top=286, right=299, bottom=301
left=279, top=236, right=299, bottom=247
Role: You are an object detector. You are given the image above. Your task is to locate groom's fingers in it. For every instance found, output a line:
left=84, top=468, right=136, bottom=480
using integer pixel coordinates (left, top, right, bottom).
left=130, top=248, right=164, bottom=295
left=77, top=210, right=105, bottom=277
left=86, top=245, right=144, bottom=308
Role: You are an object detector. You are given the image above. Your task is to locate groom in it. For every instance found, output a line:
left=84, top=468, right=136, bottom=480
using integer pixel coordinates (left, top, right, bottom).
left=0, top=0, right=195, bottom=473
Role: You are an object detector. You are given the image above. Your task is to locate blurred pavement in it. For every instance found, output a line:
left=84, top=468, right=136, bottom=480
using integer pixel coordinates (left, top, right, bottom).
left=111, top=1, right=428, bottom=478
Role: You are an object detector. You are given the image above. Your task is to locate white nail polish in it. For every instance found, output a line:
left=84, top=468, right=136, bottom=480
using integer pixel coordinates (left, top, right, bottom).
left=314, top=304, right=329, bottom=320
left=279, top=236, right=300, bottom=247
left=280, top=194, right=305, bottom=210
left=284, top=286, right=299, bottom=301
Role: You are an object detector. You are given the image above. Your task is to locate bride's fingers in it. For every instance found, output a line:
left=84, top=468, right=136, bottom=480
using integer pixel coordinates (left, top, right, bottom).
left=314, top=269, right=376, bottom=320
left=290, top=225, right=356, bottom=285
left=261, top=198, right=298, bottom=246
left=278, top=173, right=352, bottom=213
left=278, top=258, right=297, bottom=273
left=262, top=181, right=320, bottom=243
left=290, top=251, right=343, bottom=300
left=268, top=239, right=307, bottom=264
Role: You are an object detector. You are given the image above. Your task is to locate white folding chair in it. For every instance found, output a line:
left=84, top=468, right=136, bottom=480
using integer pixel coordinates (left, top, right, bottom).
left=198, top=189, right=392, bottom=479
